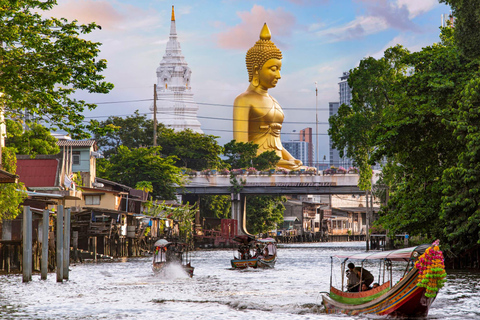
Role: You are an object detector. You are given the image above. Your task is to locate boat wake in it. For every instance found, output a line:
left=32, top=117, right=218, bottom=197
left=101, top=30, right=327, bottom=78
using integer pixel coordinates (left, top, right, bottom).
left=153, top=263, right=190, bottom=279
left=151, top=298, right=326, bottom=315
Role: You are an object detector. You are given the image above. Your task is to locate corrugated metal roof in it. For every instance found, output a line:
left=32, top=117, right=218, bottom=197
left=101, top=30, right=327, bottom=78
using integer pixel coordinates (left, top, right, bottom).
left=16, top=159, right=59, bottom=187
left=0, top=169, right=18, bottom=183
left=56, top=139, right=96, bottom=147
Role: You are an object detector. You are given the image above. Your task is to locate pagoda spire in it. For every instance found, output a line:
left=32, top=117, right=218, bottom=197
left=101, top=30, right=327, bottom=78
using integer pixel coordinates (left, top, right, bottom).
left=169, top=5, right=177, bottom=36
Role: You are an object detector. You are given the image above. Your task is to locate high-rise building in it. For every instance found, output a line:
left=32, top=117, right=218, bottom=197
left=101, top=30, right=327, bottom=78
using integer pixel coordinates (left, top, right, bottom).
left=283, top=127, right=313, bottom=167
left=329, top=72, right=354, bottom=168
left=153, top=6, right=202, bottom=133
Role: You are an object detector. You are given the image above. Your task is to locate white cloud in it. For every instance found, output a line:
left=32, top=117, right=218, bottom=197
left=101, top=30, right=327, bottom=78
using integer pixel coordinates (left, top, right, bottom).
left=396, top=0, right=438, bottom=18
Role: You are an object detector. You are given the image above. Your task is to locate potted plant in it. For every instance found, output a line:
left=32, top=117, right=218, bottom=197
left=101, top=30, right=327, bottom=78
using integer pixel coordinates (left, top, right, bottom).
left=348, top=167, right=359, bottom=174
left=219, top=168, right=230, bottom=175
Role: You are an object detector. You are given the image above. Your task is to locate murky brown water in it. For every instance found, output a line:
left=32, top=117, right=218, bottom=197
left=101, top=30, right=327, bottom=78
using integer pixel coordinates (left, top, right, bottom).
left=0, top=242, right=478, bottom=319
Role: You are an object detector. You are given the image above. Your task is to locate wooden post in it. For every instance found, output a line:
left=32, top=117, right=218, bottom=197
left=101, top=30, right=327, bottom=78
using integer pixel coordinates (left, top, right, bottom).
left=41, top=209, right=49, bottom=280
left=365, top=191, right=370, bottom=251
left=72, top=231, right=78, bottom=262
left=22, top=206, right=32, bottom=282
left=93, top=236, right=97, bottom=262
left=63, top=208, right=70, bottom=280
left=56, top=205, right=64, bottom=282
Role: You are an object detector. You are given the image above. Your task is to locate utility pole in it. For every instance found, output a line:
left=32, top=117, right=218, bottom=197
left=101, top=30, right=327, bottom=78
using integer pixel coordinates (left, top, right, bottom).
left=153, top=84, right=157, bottom=147
left=315, top=82, right=318, bottom=170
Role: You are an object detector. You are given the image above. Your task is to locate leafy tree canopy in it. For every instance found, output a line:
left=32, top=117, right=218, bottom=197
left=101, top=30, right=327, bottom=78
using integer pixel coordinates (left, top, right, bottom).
left=97, top=146, right=183, bottom=200
left=246, top=195, right=285, bottom=235
left=94, top=111, right=224, bottom=171
left=199, top=195, right=231, bottom=219
left=1, top=0, right=113, bottom=139
left=157, top=128, right=224, bottom=171
left=93, top=111, right=155, bottom=158
left=223, top=140, right=279, bottom=170
left=329, top=26, right=480, bottom=254
left=0, top=147, right=27, bottom=219
left=5, top=119, right=59, bottom=157
left=440, top=0, right=480, bottom=60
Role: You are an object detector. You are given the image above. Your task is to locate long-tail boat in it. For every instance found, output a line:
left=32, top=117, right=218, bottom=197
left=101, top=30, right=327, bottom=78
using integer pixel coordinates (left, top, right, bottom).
left=322, top=240, right=447, bottom=317
left=152, top=239, right=194, bottom=277
left=231, top=235, right=277, bottom=269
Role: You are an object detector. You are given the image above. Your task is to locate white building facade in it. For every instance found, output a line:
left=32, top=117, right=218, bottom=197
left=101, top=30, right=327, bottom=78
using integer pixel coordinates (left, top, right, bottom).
left=153, top=6, right=202, bottom=133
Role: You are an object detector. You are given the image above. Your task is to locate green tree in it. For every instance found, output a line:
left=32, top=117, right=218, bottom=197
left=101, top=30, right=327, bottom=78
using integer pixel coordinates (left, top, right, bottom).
left=0, top=147, right=27, bottom=219
left=5, top=119, right=60, bottom=157
left=157, top=128, right=224, bottom=171
left=223, top=140, right=279, bottom=170
left=199, top=195, right=231, bottom=219
left=1, top=0, right=113, bottom=138
left=246, top=195, right=285, bottom=235
left=93, top=111, right=155, bottom=158
left=329, top=45, right=410, bottom=190
left=94, top=111, right=224, bottom=170
left=330, top=26, right=479, bottom=253
left=440, top=0, right=480, bottom=60
left=97, top=146, right=183, bottom=200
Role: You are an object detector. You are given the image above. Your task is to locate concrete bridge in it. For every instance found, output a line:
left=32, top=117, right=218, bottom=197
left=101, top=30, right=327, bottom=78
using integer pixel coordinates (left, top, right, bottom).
left=178, top=173, right=365, bottom=195
left=177, top=172, right=376, bottom=237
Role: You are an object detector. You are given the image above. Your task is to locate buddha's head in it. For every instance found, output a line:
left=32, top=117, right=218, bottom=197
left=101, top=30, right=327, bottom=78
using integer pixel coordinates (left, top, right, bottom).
left=246, top=23, right=282, bottom=84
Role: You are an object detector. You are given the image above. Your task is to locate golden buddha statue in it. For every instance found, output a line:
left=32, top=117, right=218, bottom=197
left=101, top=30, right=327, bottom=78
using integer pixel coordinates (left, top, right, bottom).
left=233, top=23, right=303, bottom=170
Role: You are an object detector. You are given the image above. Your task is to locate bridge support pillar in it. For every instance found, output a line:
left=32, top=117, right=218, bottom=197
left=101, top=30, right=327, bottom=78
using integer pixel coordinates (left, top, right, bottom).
left=231, top=193, right=248, bottom=236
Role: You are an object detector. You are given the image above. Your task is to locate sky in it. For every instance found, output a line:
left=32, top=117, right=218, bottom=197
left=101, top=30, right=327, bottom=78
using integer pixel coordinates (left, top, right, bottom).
left=47, top=0, right=451, bottom=162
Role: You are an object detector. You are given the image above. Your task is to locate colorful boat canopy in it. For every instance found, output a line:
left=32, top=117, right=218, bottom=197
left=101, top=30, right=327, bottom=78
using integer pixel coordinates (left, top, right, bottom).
left=333, top=244, right=430, bottom=262
left=154, top=239, right=170, bottom=247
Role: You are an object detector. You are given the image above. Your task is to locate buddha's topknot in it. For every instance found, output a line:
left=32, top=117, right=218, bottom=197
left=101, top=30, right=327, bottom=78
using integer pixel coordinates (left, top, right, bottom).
left=245, top=24, right=282, bottom=82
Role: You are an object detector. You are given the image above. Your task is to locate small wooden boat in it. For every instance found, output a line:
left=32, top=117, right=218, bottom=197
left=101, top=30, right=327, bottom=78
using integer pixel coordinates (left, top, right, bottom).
left=231, top=235, right=277, bottom=269
left=152, top=239, right=194, bottom=277
left=322, top=240, right=447, bottom=317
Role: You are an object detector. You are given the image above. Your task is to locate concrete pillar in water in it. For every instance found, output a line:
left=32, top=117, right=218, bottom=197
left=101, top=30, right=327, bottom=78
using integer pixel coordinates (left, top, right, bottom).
left=63, top=208, right=70, bottom=280
left=56, top=205, right=64, bottom=282
left=231, top=193, right=248, bottom=236
left=22, top=206, right=32, bottom=283
left=41, top=209, right=49, bottom=280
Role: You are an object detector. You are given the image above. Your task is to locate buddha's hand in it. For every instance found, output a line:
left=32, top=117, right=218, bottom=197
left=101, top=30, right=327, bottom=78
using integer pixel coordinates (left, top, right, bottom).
left=277, top=159, right=302, bottom=170
left=293, top=159, right=303, bottom=166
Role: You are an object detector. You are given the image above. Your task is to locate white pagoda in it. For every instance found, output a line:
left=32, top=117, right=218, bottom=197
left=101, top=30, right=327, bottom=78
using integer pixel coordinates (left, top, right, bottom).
left=154, top=6, right=203, bottom=133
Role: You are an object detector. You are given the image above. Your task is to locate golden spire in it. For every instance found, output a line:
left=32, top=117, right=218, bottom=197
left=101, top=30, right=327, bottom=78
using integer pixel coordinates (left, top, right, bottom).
left=171, top=5, right=175, bottom=21
left=259, top=23, right=271, bottom=41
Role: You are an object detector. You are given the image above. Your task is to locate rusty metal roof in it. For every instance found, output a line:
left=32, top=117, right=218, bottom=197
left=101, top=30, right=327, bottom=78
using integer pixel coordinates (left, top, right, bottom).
left=0, top=169, right=18, bottom=183
left=16, top=159, right=59, bottom=187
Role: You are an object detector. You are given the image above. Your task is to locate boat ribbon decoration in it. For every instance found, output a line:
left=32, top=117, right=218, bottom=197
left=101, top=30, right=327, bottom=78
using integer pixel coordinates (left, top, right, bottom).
left=414, top=239, right=447, bottom=298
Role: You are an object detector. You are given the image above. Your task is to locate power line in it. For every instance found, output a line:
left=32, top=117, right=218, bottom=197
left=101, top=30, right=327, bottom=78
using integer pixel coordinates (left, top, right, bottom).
left=81, top=110, right=331, bottom=125
left=90, top=97, right=331, bottom=111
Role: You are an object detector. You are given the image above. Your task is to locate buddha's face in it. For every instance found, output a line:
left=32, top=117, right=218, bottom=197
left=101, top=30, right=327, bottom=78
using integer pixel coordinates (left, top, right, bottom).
left=257, top=58, right=282, bottom=89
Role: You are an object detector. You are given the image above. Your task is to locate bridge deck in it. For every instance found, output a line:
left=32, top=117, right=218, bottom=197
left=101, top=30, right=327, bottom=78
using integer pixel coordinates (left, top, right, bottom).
left=178, top=173, right=366, bottom=195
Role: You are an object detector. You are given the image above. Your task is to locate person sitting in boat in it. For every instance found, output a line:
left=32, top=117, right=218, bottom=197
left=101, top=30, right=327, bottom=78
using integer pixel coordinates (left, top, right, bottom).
left=372, top=282, right=379, bottom=288
left=346, top=267, right=361, bottom=292
left=254, top=244, right=262, bottom=258
left=361, top=283, right=371, bottom=291
left=264, top=246, right=269, bottom=257
left=347, top=263, right=374, bottom=292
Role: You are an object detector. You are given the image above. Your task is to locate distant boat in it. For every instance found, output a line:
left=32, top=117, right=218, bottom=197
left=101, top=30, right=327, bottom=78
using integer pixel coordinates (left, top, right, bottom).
left=322, top=240, right=447, bottom=317
left=152, top=239, right=194, bottom=277
left=230, top=235, right=277, bottom=269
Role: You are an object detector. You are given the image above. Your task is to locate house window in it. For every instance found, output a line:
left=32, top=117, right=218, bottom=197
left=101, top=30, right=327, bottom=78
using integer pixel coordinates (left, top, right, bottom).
left=73, top=151, right=80, bottom=165
left=85, top=195, right=101, bottom=205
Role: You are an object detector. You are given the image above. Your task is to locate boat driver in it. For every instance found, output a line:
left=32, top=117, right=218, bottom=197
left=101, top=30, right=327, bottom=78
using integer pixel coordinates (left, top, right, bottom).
left=347, top=262, right=374, bottom=292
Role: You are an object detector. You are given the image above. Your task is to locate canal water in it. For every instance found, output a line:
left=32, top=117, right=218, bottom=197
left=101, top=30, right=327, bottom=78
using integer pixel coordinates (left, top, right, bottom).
left=0, top=242, right=478, bottom=319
